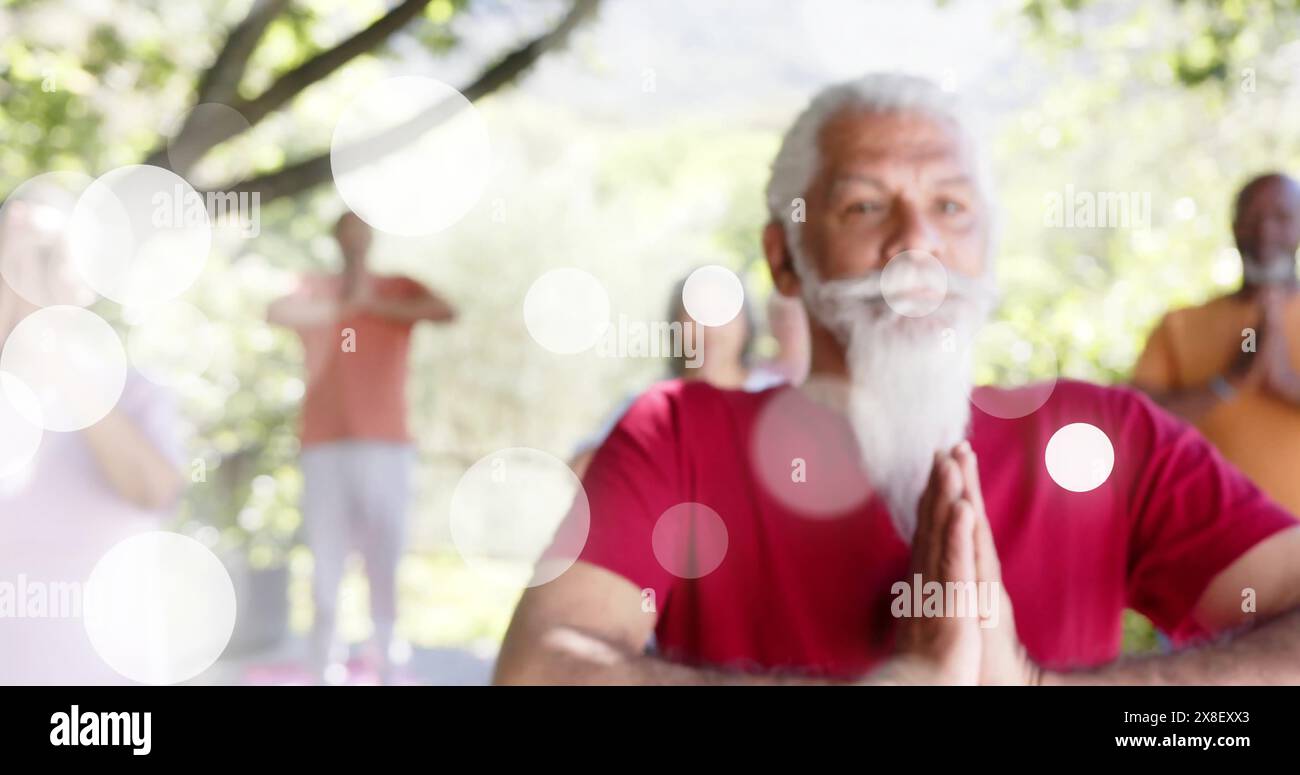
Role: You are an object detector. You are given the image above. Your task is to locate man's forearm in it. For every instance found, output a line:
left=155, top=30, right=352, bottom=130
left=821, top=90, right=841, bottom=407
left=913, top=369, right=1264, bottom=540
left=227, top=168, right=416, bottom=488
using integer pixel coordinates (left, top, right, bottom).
left=1140, top=383, right=1223, bottom=423
left=267, top=296, right=340, bottom=329
left=1045, top=607, right=1300, bottom=685
left=497, top=628, right=836, bottom=685
left=365, top=297, right=454, bottom=323
left=495, top=626, right=929, bottom=685
left=527, top=651, right=835, bottom=685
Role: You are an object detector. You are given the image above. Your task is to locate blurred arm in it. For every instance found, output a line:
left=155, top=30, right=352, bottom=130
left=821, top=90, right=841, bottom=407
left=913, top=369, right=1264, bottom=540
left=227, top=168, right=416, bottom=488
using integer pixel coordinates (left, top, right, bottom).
left=363, top=282, right=456, bottom=324
left=494, top=561, right=869, bottom=685
left=266, top=290, right=340, bottom=329
left=1140, top=383, right=1228, bottom=423
left=1045, top=527, right=1300, bottom=685
left=1131, top=313, right=1231, bottom=422
left=81, top=407, right=184, bottom=511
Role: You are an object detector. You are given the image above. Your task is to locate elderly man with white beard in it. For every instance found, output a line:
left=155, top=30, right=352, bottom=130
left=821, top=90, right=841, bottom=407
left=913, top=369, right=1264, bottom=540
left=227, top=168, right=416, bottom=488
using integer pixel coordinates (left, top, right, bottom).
left=494, top=73, right=1300, bottom=685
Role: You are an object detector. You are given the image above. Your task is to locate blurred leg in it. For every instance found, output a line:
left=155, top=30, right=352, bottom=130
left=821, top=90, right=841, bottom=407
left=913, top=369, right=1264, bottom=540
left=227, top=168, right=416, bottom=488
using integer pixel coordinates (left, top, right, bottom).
left=301, top=444, right=350, bottom=680
left=355, top=443, right=413, bottom=683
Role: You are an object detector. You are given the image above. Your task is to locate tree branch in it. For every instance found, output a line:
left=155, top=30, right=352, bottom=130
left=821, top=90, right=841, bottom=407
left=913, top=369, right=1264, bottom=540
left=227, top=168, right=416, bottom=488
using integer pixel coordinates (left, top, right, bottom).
left=237, top=0, right=434, bottom=126
left=144, top=0, right=289, bottom=171
left=150, top=0, right=434, bottom=175
left=215, top=0, right=601, bottom=204
left=198, top=0, right=291, bottom=107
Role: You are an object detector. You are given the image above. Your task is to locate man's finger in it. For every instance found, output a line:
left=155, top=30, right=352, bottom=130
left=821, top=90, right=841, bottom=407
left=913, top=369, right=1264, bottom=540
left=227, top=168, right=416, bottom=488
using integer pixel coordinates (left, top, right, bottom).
left=941, top=498, right=977, bottom=585
left=953, top=441, right=986, bottom=514
left=910, top=450, right=943, bottom=571
left=926, top=455, right=962, bottom=578
left=953, top=442, right=1001, bottom=582
left=972, top=503, right=1001, bottom=585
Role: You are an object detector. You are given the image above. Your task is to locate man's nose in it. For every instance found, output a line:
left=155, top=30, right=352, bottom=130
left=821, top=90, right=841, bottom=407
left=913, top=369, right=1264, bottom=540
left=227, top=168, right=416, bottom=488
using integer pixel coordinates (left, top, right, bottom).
left=880, top=199, right=942, bottom=264
left=1259, top=216, right=1292, bottom=248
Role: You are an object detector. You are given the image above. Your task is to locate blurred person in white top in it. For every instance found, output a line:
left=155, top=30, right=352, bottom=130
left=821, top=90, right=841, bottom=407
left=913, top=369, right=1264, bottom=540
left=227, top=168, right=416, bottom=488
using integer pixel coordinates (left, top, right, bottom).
left=0, top=183, right=184, bottom=685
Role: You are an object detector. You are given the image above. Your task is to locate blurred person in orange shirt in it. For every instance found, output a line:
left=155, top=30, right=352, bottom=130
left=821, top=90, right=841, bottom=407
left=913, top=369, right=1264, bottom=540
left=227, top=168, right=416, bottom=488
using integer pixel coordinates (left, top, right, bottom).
left=267, top=211, right=455, bottom=683
left=1133, top=172, right=1300, bottom=517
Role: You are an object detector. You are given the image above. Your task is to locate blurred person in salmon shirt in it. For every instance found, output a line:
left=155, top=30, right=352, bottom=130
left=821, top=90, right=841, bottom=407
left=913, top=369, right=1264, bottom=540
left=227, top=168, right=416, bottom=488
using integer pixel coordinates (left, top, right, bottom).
left=267, top=211, right=455, bottom=684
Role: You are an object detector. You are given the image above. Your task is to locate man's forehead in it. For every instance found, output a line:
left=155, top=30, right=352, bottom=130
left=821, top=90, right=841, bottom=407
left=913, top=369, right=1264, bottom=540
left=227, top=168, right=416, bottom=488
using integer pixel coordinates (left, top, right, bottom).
left=816, top=110, right=972, bottom=175
left=1242, top=176, right=1300, bottom=211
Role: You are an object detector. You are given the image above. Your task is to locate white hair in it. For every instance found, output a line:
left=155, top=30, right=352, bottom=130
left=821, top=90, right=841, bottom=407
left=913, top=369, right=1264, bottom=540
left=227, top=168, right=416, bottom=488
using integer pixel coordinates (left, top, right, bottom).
left=765, top=72, right=998, bottom=274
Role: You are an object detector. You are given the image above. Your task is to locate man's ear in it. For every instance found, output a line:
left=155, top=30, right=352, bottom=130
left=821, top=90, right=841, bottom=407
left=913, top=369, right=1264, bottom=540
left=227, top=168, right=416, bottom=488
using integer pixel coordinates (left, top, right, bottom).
left=762, top=221, right=802, bottom=298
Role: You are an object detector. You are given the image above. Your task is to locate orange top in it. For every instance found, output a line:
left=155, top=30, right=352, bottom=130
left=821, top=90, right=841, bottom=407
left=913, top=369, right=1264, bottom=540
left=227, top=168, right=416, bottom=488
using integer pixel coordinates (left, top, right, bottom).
left=293, top=274, right=423, bottom=448
left=1133, top=292, right=1300, bottom=517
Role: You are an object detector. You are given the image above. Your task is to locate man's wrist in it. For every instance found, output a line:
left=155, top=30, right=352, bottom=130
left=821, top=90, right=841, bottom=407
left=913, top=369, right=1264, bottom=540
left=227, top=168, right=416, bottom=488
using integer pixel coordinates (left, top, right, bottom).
left=1209, top=374, right=1237, bottom=402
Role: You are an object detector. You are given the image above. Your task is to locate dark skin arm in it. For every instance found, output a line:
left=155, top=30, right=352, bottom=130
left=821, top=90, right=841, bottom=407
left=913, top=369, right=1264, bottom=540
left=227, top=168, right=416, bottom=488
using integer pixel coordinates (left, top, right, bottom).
left=1143, top=382, right=1232, bottom=423
left=1140, top=286, right=1300, bottom=420
left=1140, top=347, right=1252, bottom=422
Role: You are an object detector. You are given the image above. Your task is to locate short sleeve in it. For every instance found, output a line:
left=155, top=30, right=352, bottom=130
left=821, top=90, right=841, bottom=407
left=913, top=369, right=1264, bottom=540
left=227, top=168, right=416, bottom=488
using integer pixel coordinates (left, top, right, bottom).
left=569, top=394, right=636, bottom=459
left=566, top=384, right=685, bottom=602
left=1122, top=390, right=1294, bottom=643
left=295, top=273, right=331, bottom=299
left=1132, top=314, right=1179, bottom=392
left=387, top=275, right=429, bottom=300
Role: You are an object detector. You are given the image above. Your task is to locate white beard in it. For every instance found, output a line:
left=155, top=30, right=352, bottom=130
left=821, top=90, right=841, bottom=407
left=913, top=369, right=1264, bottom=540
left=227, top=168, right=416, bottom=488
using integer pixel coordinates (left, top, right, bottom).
left=843, top=313, right=974, bottom=542
left=800, top=258, right=997, bottom=543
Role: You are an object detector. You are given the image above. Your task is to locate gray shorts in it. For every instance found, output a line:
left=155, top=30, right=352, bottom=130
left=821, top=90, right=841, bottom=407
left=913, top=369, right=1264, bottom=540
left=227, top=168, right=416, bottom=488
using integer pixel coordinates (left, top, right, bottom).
left=299, top=440, right=414, bottom=585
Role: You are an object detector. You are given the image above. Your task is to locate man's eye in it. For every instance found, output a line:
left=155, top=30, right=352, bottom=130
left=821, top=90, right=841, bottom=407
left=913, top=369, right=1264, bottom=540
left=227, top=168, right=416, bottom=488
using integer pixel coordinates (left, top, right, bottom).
left=938, top=200, right=966, bottom=215
left=846, top=201, right=884, bottom=215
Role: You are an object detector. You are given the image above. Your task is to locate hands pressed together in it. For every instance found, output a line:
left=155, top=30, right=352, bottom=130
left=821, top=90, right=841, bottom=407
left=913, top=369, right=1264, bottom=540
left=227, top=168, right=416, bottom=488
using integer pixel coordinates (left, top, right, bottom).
left=338, top=276, right=379, bottom=317
left=1229, top=286, right=1300, bottom=403
left=885, top=442, right=1044, bottom=686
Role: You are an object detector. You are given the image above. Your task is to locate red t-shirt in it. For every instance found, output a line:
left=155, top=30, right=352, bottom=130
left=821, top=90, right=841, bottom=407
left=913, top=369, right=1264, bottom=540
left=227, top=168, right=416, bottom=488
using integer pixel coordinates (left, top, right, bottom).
left=293, top=274, right=424, bottom=448
left=574, top=378, right=1295, bottom=679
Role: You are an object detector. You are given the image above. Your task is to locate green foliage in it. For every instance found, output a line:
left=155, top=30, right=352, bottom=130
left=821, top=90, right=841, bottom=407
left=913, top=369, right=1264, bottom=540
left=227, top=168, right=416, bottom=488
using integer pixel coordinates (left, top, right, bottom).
left=1122, top=609, right=1161, bottom=654
left=1024, top=0, right=1300, bottom=86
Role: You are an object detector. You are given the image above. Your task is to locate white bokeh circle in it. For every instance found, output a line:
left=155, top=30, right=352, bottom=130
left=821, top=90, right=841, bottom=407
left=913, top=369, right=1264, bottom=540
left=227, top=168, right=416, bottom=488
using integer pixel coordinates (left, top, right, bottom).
left=83, top=531, right=237, bottom=685
left=523, top=268, right=610, bottom=354
left=0, top=171, right=97, bottom=309
left=0, top=372, right=43, bottom=477
left=968, top=321, right=1059, bottom=419
left=449, top=447, right=590, bottom=588
left=1045, top=423, right=1115, bottom=493
left=749, top=379, right=874, bottom=518
left=0, top=305, right=126, bottom=431
left=331, top=76, right=491, bottom=236
left=126, top=301, right=215, bottom=387
left=651, top=502, right=729, bottom=579
left=880, top=250, right=948, bottom=318
left=67, top=164, right=211, bottom=306
left=681, top=265, right=744, bottom=326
